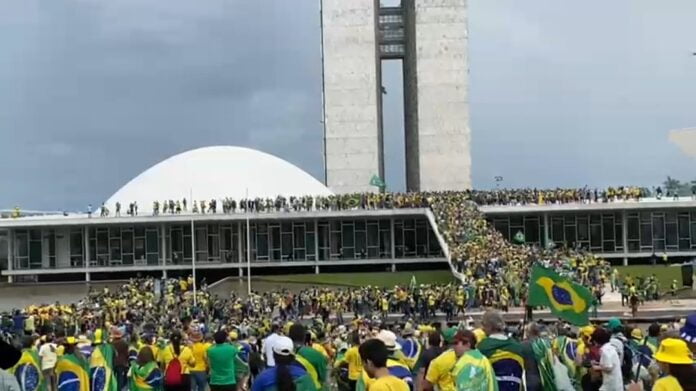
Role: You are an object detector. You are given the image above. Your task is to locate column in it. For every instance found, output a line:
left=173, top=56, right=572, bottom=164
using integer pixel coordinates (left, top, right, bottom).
left=237, top=222, right=243, bottom=263
left=83, top=226, right=90, bottom=268
left=543, top=213, right=550, bottom=249
left=160, top=224, right=167, bottom=266
left=622, top=210, right=628, bottom=266
left=390, top=218, right=396, bottom=260
left=314, top=219, right=320, bottom=264
left=7, top=229, right=13, bottom=284
left=391, top=263, right=396, bottom=272
left=162, top=270, right=167, bottom=279
left=315, top=265, right=319, bottom=274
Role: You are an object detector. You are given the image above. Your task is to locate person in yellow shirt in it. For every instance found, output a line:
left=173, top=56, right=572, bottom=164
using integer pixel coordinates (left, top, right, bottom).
left=188, top=329, right=210, bottom=391
left=158, top=332, right=195, bottom=390
left=628, top=338, right=696, bottom=391
left=359, top=339, right=409, bottom=391
left=343, top=332, right=363, bottom=390
left=423, top=328, right=472, bottom=391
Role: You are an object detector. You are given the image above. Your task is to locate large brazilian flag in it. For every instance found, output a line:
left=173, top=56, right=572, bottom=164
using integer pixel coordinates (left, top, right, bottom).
left=55, top=354, right=90, bottom=391
left=90, top=344, right=117, bottom=391
left=11, top=349, right=45, bottom=391
left=528, top=265, right=593, bottom=326
left=129, top=362, right=163, bottom=391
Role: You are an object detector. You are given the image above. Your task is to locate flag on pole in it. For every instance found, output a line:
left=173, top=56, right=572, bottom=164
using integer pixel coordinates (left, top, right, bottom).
left=528, top=264, right=593, bottom=326
left=513, top=231, right=525, bottom=244
left=369, top=175, right=385, bottom=189
left=409, top=275, right=417, bottom=291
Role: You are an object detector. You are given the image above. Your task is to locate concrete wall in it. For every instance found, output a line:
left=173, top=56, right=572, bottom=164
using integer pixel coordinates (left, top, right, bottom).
left=322, top=0, right=383, bottom=193
left=56, top=228, right=70, bottom=268
left=412, top=0, right=471, bottom=190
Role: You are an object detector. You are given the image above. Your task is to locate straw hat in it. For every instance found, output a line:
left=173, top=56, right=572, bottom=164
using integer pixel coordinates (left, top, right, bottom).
left=654, top=338, right=694, bottom=365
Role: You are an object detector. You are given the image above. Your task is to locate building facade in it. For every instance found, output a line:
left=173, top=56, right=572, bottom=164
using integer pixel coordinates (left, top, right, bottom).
left=4, top=200, right=696, bottom=283
left=0, top=209, right=445, bottom=282
left=321, top=0, right=471, bottom=193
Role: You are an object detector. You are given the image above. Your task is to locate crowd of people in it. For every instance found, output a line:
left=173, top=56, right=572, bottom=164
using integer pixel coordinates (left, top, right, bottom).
left=2, top=275, right=696, bottom=391
left=98, top=187, right=650, bottom=218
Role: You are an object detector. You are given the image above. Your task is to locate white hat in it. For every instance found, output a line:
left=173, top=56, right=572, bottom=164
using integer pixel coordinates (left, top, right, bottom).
left=272, top=336, right=294, bottom=356
left=377, top=330, right=401, bottom=351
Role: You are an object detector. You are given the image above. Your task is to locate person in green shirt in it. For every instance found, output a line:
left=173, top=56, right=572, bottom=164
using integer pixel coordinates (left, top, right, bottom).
left=206, top=331, right=239, bottom=391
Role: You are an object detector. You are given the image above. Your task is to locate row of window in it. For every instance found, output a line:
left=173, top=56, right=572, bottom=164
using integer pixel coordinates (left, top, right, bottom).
left=10, top=218, right=442, bottom=270
left=491, top=210, right=696, bottom=253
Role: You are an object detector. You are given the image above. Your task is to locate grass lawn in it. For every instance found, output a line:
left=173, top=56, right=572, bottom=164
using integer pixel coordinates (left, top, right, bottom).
left=256, top=266, right=687, bottom=291
left=615, top=265, right=684, bottom=291
left=256, top=270, right=456, bottom=288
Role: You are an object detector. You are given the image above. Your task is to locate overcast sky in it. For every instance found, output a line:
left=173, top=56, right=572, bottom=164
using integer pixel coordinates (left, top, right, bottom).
left=1, top=0, right=695, bottom=211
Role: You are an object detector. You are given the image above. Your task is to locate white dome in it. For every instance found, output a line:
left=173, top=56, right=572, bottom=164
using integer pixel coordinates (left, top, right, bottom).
left=106, top=146, right=332, bottom=213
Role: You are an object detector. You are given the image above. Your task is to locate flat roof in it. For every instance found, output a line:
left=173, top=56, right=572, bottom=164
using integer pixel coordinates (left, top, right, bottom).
left=2, top=198, right=696, bottom=228
left=479, top=198, right=696, bottom=215
left=0, top=208, right=431, bottom=229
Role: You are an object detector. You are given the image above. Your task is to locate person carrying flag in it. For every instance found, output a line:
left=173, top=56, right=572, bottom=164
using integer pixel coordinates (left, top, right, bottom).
left=227, top=331, right=250, bottom=387
left=358, top=339, right=409, bottom=391
left=397, top=325, right=421, bottom=372
left=452, top=330, right=497, bottom=391
left=89, top=328, right=117, bottom=391
left=128, top=347, right=162, bottom=391
left=477, top=311, right=524, bottom=391
left=425, top=329, right=495, bottom=391
left=356, top=331, right=412, bottom=391
left=11, top=336, right=45, bottom=391
left=287, top=324, right=328, bottom=391
left=250, top=336, right=317, bottom=391
left=55, top=337, right=89, bottom=391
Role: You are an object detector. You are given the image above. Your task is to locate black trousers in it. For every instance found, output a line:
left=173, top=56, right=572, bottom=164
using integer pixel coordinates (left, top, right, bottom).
left=210, top=385, right=237, bottom=391
left=164, top=375, right=191, bottom=391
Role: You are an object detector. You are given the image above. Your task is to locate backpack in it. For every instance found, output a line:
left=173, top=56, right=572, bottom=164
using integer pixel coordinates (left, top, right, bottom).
left=164, top=349, right=183, bottom=387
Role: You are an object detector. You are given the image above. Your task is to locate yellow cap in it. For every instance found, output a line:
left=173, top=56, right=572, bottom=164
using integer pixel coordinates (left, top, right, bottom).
left=580, top=325, right=595, bottom=338
left=65, top=336, right=77, bottom=345
left=655, top=338, right=694, bottom=365
left=229, top=331, right=238, bottom=341
left=631, top=328, right=643, bottom=340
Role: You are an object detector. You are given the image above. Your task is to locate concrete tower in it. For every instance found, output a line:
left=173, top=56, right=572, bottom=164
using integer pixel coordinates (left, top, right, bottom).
left=321, top=0, right=471, bottom=193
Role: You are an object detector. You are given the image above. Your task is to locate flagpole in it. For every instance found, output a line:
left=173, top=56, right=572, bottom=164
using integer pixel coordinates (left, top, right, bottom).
left=190, top=187, right=197, bottom=307
left=246, top=188, right=251, bottom=296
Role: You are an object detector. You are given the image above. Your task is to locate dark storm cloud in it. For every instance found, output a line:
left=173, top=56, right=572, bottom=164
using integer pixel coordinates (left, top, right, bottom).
left=1, top=0, right=695, bottom=210
left=0, top=0, right=323, bottom=210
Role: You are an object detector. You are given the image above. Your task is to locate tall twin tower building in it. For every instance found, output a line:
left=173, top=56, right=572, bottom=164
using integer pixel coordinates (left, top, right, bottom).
left=321, top=0, right=471, bottom=193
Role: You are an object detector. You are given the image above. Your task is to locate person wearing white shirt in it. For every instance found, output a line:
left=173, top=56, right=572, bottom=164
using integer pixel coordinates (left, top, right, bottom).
left=39, top=336, right=58, bottom=391
left=592, top=328, right=623, bottom=391
left=261, top=324, right=282, bottom=367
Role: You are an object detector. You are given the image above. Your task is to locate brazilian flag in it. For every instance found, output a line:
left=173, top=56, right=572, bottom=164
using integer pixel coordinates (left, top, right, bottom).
left=11, top=349, right=45, bottom=391
left=345, top=194, right=361, bottom=209
left=90, top=344, right=117, bottom=391
left=55, top=354, right=90, bottom=391
left=528, top=265, right=593, bottom=326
